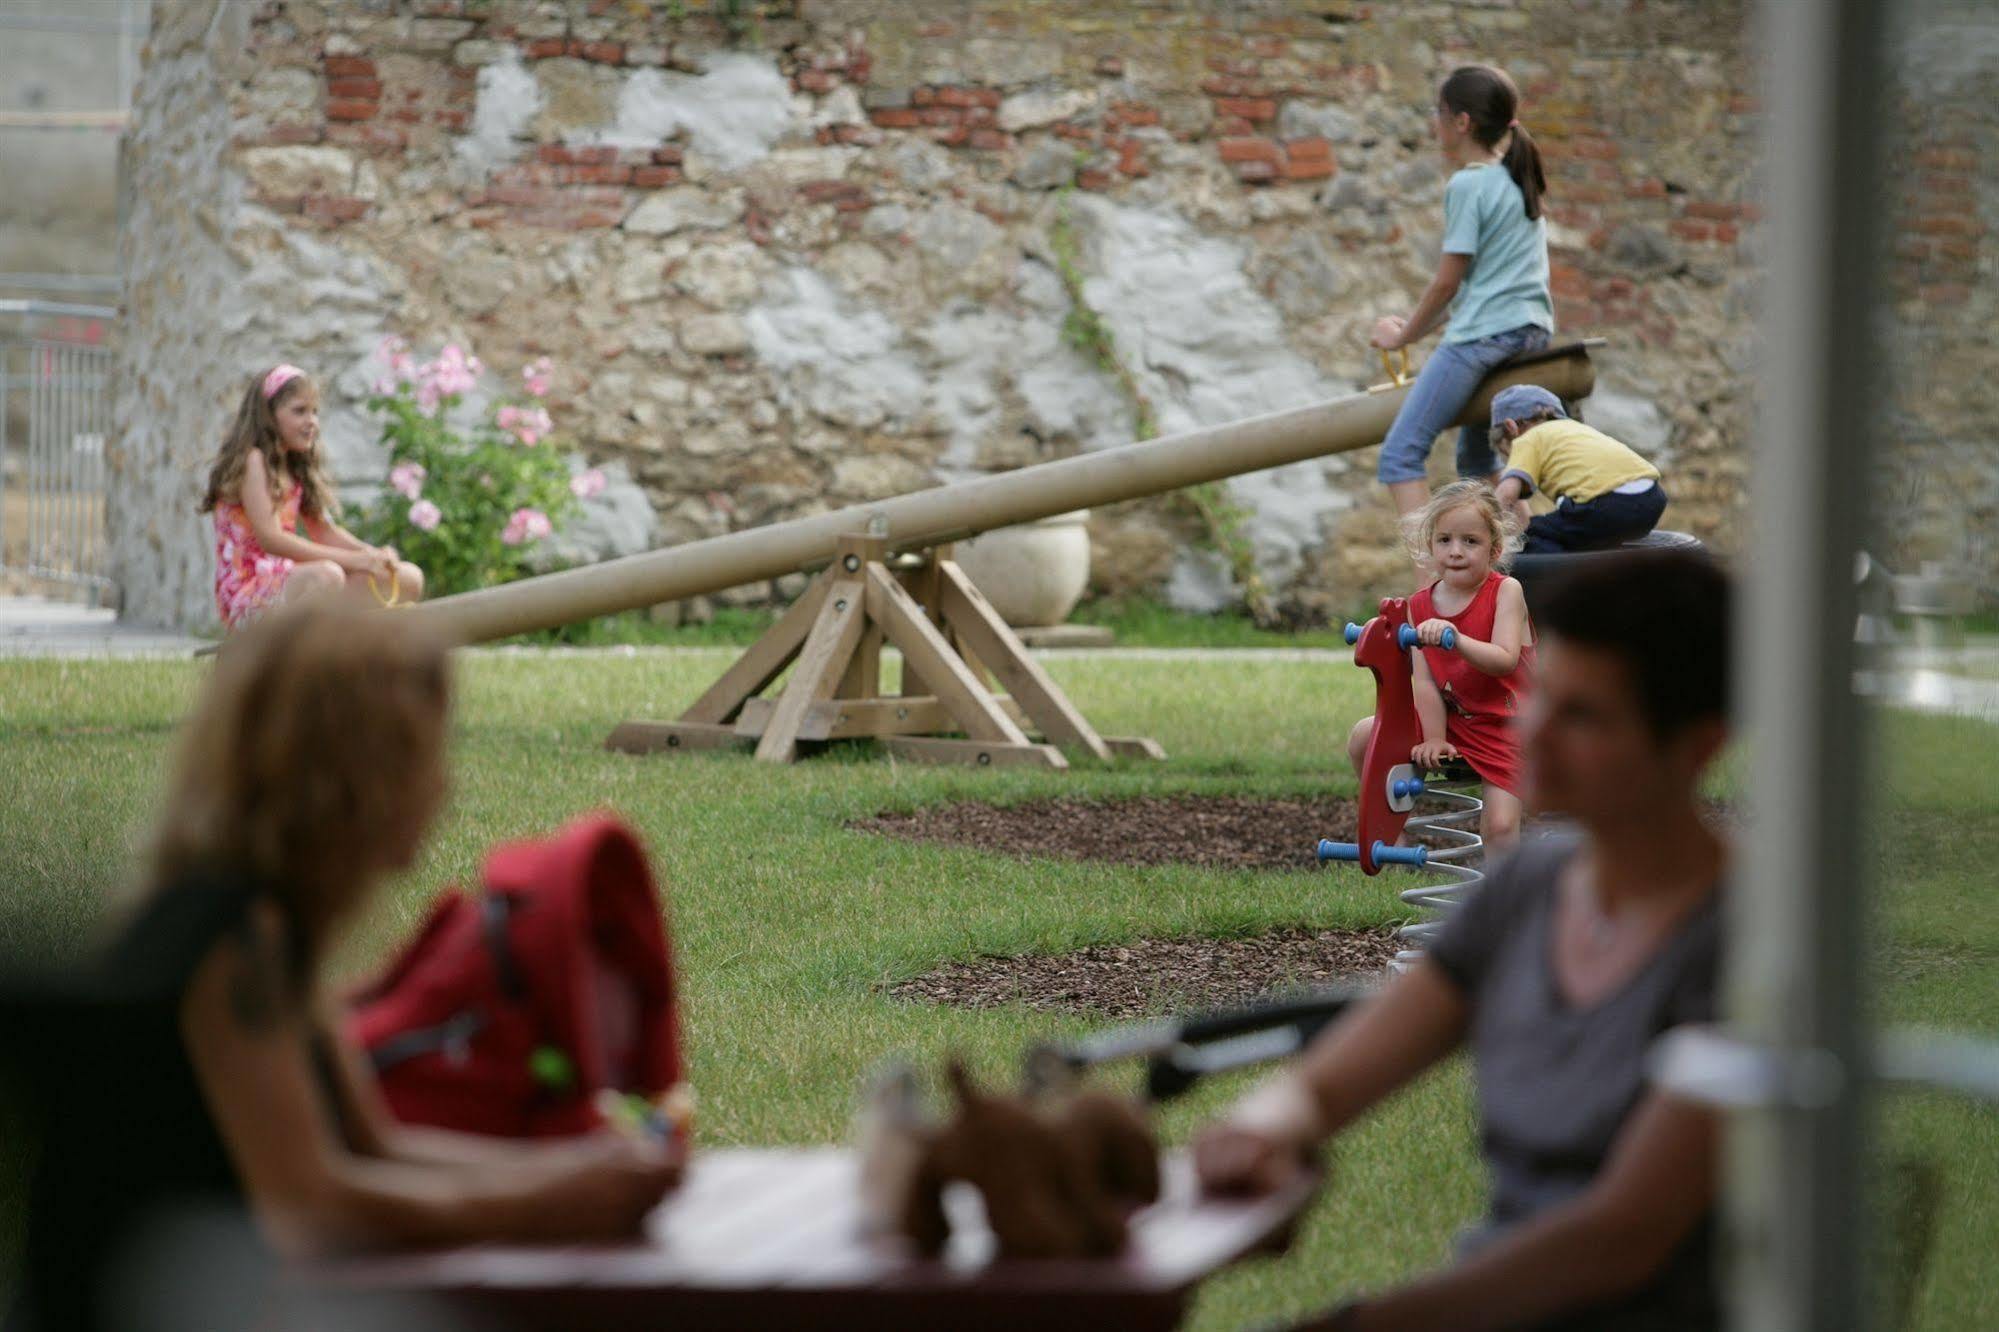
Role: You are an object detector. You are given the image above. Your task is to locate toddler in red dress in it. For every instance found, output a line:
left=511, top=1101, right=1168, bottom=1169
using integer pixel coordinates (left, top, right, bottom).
left=1346, top=480, right=1535, bottom=848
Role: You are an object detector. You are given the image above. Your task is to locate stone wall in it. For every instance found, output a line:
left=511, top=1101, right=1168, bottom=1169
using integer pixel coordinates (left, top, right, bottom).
left=0, top=0, right=138, bottom=289
left=114, top=0, right=1778, bottom=630
left=1878, top=1, right=1998, bottom=594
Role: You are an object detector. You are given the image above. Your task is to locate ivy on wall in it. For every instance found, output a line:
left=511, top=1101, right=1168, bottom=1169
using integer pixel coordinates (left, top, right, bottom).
left=1047, top=189, right=1276, bottom=625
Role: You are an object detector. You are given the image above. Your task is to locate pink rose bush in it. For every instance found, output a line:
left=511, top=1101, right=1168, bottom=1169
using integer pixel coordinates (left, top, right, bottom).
left=358, top=337, right=602, bottom=597
left=389, top=461, right=427, bottom=500
left=497, top=404, right=554, bottom=447
left=500, top=507, right=554, bottom=546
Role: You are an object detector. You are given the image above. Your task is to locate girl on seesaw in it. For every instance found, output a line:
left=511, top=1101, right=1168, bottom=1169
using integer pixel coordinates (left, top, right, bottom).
left=1372, top=64, right=1554, bottom=518
left=1346, top=481, right=1534, bottom=848
left=200, top=363, right=423, bottom=630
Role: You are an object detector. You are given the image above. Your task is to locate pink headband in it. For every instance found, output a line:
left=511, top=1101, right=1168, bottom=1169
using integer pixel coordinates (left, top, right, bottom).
left=262, top=364, right=304, bottom=400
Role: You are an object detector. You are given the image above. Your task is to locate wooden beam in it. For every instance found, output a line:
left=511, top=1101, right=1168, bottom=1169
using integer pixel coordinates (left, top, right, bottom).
left=753, top=573, right=868, bottom=764
left=678, top=575, right=830, bottom=724
left=735, top=694, right=1030, bottom=741
left=882, top=737, right=1069, bottom=770
left=865, top=565, right=1030, bottom=746
left=1103, top=735, right=1169, bottom=760
left=838, top=623, right=883, bottom=700
left=604, top=721, right=746, bottom=755
left=893, top=556, right=942, bottom=699
left=935, top=560, right=1115, bottom=761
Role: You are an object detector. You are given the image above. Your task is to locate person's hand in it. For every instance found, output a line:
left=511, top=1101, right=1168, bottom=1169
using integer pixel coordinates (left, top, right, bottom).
left=1411, top=738, right=1460, bottom=769
left=373, top=544, right=400, bottom=564
left=1413, top=618, right=1458, bottom=649
left=1195, top=1073, right=1323, bottom=1199
left=530, top=1132, right=683, bottom=1241
left=1194, top=1123, right=1314, bottom=1199
left=337, top=549, right=381, bottom=578
left=1369, top=316, right=1407, bottom=351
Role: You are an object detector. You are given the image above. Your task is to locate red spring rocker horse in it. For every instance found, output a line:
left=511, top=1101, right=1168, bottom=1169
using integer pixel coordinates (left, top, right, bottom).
left=1317, top=597, right=1455, bottom=876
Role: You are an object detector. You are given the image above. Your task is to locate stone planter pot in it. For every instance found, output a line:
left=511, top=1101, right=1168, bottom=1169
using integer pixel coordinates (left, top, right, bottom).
left=953, top=510, right=1092, bottom=628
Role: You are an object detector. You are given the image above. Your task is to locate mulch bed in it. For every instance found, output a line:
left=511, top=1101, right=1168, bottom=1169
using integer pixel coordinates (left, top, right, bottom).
left=850, top=794, right=1391, bottom=873
left=885, top=926, right=1399, bottom=1021
left=857, top=794, right=1410, bottom=1017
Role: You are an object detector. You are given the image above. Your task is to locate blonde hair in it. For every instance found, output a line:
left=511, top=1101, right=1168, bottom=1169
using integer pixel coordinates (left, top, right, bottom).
left=198, top=368, right=339, bottom=520
left=147, top=600, right=451, bottom=979
left=1401, top=479, right=1521, bottom=571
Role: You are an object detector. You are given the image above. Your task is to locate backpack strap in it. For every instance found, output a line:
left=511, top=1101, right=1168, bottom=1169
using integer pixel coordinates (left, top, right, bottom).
left=482, top=893, right=528, bottom=1002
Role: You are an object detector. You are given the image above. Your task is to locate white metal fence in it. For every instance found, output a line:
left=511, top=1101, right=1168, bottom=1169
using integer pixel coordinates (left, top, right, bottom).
left=0, top=300, right=117, bottom=604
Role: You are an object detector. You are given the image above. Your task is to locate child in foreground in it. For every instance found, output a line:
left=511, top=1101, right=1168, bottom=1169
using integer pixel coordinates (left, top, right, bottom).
left=1489, top=384, right=1666, bottom=553
left=199, top=363, right=423, bottom=629
left=1347, top=480, right=1534, bottom=849
left=7, top=601, right=679, bottom=1332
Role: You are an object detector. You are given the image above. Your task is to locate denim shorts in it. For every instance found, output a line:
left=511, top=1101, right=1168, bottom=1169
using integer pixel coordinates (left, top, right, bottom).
left=1377, top=323, right=1552, bottom=485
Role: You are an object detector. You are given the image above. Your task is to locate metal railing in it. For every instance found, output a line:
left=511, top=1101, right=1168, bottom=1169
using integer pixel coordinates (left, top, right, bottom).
left=0, top=301, right=119, bottom=604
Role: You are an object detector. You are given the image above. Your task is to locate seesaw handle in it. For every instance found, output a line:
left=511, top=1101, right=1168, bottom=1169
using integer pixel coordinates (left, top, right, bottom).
left=1316, top=839, right=1429, bottom=867
left=1343, top=621, right=1457, bottom=651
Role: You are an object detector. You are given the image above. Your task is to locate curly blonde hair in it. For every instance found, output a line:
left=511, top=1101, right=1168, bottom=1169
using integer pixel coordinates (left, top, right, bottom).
left=1401, top=479, right=1522, bottom=571
left=147, top=600, right=452, bottom=977
left=198, top=369, right=340, bottom=520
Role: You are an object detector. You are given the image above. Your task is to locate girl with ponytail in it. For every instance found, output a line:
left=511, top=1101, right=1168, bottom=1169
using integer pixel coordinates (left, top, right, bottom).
left=1371, top=65, right=1555, bottom=521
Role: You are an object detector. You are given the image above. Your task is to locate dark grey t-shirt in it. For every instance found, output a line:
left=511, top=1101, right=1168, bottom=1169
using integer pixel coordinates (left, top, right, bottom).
left=1428, top=830, right=1723, bottom=1330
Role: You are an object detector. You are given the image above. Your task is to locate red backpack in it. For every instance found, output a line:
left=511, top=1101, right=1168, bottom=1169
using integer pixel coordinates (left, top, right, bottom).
left=345, top=814, right=682, bottom=1137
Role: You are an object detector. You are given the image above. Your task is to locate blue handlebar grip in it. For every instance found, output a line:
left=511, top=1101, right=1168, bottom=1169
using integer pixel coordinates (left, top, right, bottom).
left=1371, top=841, right=1429, bottom=866
left=1343, top=623, right=1362, bottom=645
left=1395, top=625, right=1458, bottom=651
left=1392, top=778, right=1427, bottom=799
left=1316, top=839, right=1360, bottom=863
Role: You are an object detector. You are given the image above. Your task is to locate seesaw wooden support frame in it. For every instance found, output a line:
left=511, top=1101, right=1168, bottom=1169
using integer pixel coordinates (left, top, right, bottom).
left=604, top=534, right=1166, bottom=770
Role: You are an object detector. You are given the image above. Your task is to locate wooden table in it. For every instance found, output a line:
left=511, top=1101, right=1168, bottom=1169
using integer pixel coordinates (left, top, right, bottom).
left=314, top=1147, right=1318, bottom=1331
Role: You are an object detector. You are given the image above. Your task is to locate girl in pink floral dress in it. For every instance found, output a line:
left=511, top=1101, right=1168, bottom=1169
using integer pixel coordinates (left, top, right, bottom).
left=201, top=364, right=425, bottom=629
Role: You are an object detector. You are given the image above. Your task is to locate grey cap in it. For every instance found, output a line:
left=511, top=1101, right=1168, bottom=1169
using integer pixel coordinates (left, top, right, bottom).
left=1489, top=384, right=1568, bottom=428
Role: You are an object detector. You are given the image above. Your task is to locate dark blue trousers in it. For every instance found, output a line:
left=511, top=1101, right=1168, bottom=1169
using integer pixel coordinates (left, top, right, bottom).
left=1523, top=484, right=1667, bottom=554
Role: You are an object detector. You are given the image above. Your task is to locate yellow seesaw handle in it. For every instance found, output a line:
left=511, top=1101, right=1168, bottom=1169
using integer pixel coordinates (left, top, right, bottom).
left=1366, top=346, right=1417, bottom=394
left=1379, top=346, right=1412, bottom=388
left=367, top=569, right=411, bottom=610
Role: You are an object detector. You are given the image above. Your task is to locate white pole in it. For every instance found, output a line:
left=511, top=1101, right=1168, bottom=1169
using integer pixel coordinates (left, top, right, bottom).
left=1732, top=0, right=1890, bottom=1325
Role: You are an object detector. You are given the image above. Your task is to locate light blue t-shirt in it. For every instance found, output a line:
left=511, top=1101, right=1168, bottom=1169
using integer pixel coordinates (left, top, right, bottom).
left=1440, top=162, right=1553, bottom=344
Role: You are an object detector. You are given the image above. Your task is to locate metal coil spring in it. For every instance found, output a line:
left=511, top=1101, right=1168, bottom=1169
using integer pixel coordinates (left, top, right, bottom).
left=1393, top=780, right=1486, bottom=968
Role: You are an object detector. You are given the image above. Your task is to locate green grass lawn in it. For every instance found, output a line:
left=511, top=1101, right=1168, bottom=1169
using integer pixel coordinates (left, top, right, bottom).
left=2, top=650, right=1995, bottom=1328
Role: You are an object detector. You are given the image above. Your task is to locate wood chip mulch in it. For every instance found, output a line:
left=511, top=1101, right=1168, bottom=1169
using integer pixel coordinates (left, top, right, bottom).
left=885, top=926, right=1399, bottom=1020
left=858, top=795, right=1407, bottom=1016
left=849, top=794, right=1378, bottom=872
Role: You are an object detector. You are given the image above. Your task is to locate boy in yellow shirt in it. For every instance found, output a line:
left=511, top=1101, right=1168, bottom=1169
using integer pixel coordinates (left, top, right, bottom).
left=1488, top=384, right=1666, bottom=553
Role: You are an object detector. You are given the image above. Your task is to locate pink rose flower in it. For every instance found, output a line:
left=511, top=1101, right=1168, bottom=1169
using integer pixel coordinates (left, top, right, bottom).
left=499, top=403, right=553, bottom=446
left=523, top=356, right=554, bottom=398
left=408, top=499, right=442, bottom=532
left=376, top=335, right=416, bottom=386
left=418, top=343, right=483, bottom=411
left=389, top=461, right=427, bottom=500
left=501, top=507, right=552, bottom=546
left=570, top=467, right=606, bottom=500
